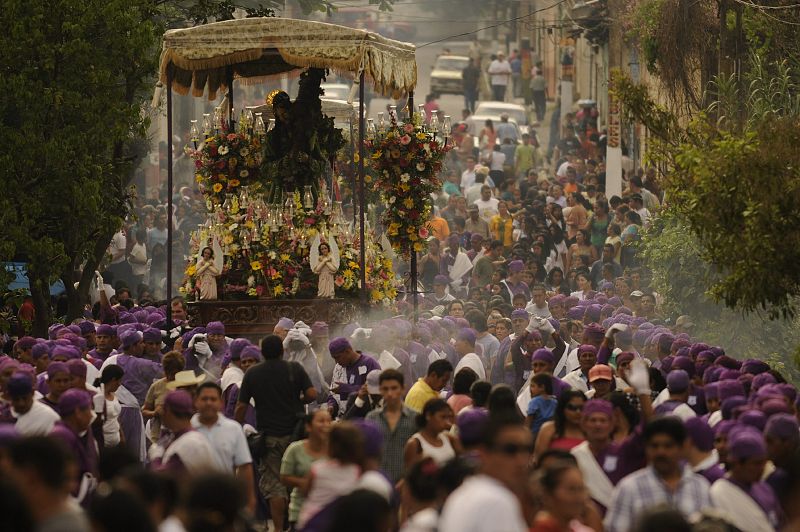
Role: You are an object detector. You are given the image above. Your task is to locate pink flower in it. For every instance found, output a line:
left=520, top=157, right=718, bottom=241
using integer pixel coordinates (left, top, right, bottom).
left=404, top=123, right=414, bottom=134
left=418, top=226, right=430, bottom=238
left=399, top=135, right=411, bottom=145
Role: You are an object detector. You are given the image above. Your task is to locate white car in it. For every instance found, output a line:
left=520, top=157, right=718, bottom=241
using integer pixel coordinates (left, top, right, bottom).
left=474, top=101, right=531, bottom=135
left=430, top=55, right=470, bottom=95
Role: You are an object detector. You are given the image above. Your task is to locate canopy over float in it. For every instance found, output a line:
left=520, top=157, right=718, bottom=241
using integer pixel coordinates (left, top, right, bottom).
left=156, top=17, right=418, bottom=322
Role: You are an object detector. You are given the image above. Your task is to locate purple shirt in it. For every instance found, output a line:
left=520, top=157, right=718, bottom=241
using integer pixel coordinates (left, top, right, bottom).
left=698, top=463, right=726, bottom=484
left=116, top=354, right=164, bottom=406
left=327, top=354, right=382, bottom=411
left=730, top=478, right=783, bottom=529
left=50, top=422, right=99, bottom=499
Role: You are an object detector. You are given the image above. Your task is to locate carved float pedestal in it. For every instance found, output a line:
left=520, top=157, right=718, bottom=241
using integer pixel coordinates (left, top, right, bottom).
left=188, top=298, right=361, bottom=341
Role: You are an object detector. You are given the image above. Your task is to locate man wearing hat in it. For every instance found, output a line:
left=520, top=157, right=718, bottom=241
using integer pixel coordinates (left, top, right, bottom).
left=764, top=413, right=799, bottom=508
left=464, top=203, right=490, bottom=239
left=188, top=321, right=229, bottom=380
left=487, top=50, right=512, bottom=102
left=343, top=369, right=383, bottom=419
left=142, top=327, right=163, bottom=362
left=424, top=275, right=456, bottom=309
left=101, top=330, right=163, bottom=406
left=684, top=417, right=725, bottom=484
left=40, top=362, right=72, bottom=410
left=710, top=428, right=782, bottom=532
left=7, top=372, right=60, bottom=436
left=654, top=370, right=697, bottom=421
left=149, top=390, right=216, bottom=476
left=51, top=389, right=99, bottom=502
left=562, top=345, right=599, bottom=393
left=500, top=260, right=531, bottom=304
left=326, top=337, right=381, bottom=417
left=273, top=317, right=294, bottom=341
left=89, top=324, right=116, bottom=363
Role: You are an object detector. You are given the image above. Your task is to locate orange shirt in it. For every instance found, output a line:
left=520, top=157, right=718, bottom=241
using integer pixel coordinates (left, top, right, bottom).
left=429, top=217, right=450, bottom=241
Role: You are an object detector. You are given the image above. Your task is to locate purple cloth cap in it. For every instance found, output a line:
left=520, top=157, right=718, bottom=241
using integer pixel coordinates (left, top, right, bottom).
left=311, top=321, right=329, bottom=337
left=761, top=399, right=792, bottom=417
left=433, top=274, right=450, bottom=285
left=548, top=294, right=566, bottom=307
left=717, top=379, right=745, bottom=402
left=721, top=396, right=748, bottom=420
left=752, top=372, right=777, bottom=392
left=667, top=369, right=691, bottom=393
left=48, top=324, right=64, bottom=340
left=719, top=369, right=742, bottom=381
left=206, top=321, right=225, bottom=335
left=714, top=420, right=736, bottom=438
left=600, top=281, right=614, bottom=291
left=15, top=336, right=37, bottom=351
left=564, top=296, right=579, bottom=309
left=275, top=317, right=294, bottom=330
left=457, top=328, right=477, bottom=346
left=741, top=359, right=770, bottom=375
left=164, top=390, right=194, bottom=417
left=608, top=296, right=622, bottom=307
left=703, top=366, right=723, bottom=385
left=6, top=372, right=34, bottom=398
left=142, top=328, right=162, bottom=343
left=660, top=355, right=675, bottom=375
left=716, top=356, right=741, bottom=370
left=31, top=343, right=50, bottom=360
left=95, top=324, right=115, bottom=337
left=456, top=408, right=489, bottom=447
left=612, top=306, right=632, bottom=316
left=531, top=348, right=554, bottom=364
left=508, top=260, right=524, bottom=273
left=765, top=413, right=800, bottom=441
left=58, top=388, right=92, bottom=417
left=353, top=419, right=384, bottom=458
left=118, top=312, right=136, bottom=325
left=567, top=306, right=585, bottom=320
left=583, top=399, right=613, bottom=419
left=120, top=330, right=143, bottom=350
left=583, top=323, right=605, bottom=342
left=704, top=381, right=720, bottom=401
left=615, top=352, right=635, bottom=366
left=329, top=337, right=352, bottom=355
left=52, top=345, right=80, bottom=361
left=685, top=417, right=715, bottom=452
left=240, top=346, right=262, bottom=362
left=46, top=361, right=69, bottom=378
left=738, top=409, right=767, bottom=431
left=728, top=427, right=767, bottom=461
left=229, top=338, right=251, bottom=360
left=689, top=343, right=710, bottom=359
left=66, top=359, right=86, bottom=379
left=510, top=308, right=529, bottom=320
left=671, top=357, right=695, bottom=378
left=66, top=325, right=81, bottom=336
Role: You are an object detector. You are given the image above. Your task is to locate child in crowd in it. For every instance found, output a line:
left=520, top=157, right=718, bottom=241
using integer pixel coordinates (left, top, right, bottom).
left=525, top=373, right=557, bottom=441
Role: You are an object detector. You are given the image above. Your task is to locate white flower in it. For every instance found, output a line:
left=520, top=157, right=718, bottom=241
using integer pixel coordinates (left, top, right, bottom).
left=389, top=196, right=396, bottom=204
left=416, top=163, right=426, bottom=171
left=218, top=145, right=229, bottom=155
left=400, top=173, right=410, bottom=182
left=247, top=275, right=255, bottom=287
left=269, top=251, right=277, bottom=260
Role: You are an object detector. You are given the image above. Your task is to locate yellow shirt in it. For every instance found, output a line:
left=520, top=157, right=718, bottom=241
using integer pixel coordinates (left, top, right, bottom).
left=405, top=379, right=439, bottom=413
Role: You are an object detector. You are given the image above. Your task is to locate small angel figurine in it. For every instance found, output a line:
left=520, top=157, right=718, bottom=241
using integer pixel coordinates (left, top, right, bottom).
left=310, top=233, right=340, bottom=298
left=196, top=237, right=223, bottom=300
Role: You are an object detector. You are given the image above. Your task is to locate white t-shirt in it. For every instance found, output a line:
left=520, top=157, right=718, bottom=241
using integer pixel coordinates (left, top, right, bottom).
left=474, top=197, right=500, bottom=221
left=93, top=394, right=122, bottom=447
left=14, top=401, right=60, bottom=436
left=488, top=151, right=506, bottom=171
left=461, top=169, right=477, bottom=190
left=487, top=60, right=512, bottom=86
left=191, top=414, right=253, bottom=473
left=129, top=243, right=148, bottom=276
left=439, top=475, right=527, bottom=532
left=109, top=231, right=126, bottom=264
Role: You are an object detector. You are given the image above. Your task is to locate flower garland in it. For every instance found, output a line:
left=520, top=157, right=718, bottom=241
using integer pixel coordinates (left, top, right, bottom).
left=365, top=114, right=451, bottom=258
left=188, top=132, right=263, bottom=205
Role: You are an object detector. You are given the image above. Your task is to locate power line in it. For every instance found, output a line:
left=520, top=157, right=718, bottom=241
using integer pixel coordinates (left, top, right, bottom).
left=416, top=0, right=569, bottom=47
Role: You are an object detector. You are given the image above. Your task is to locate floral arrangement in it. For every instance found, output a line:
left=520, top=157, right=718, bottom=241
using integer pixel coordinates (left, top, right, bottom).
left=365, top=113, right=451, bottom=258
left=188, top=132, right=263, bottom=205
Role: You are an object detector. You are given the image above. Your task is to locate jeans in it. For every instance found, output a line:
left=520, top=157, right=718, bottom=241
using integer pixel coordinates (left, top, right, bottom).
left=491, top=84, right=506, bottom=102
left=533, top=90, right=546, bottom=122
left=464, top=88, right=477, bottom=113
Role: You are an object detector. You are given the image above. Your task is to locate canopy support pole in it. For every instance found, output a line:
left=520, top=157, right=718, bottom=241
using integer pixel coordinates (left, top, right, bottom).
left=166, top=69, right=174, bottom=326
left=358, top=71, right=367, bottom=307
left=227, top=67, right=234, bottom=131
left=407, top=91, right=418, bottom=322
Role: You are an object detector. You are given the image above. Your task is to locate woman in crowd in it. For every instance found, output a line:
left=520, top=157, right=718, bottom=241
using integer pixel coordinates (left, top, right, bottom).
left=533, top=391, right=587, bottom=464
left=404, top=398, right=460, bottom=468
left=567, top=230, right=597, bottom=273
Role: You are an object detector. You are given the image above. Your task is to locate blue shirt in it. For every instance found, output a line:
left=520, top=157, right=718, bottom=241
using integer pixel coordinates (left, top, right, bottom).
left=527, top=395, right=557, bottom=435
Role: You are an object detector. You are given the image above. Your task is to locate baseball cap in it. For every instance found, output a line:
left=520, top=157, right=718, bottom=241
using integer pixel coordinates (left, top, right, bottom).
left=366, top=369, right=381, bottom=394
left=588, top=364, right=613, bottom=382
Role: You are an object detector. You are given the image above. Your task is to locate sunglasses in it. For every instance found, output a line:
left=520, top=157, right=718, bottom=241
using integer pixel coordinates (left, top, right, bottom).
left=492, top=442, right=535, bottom=456
left=565, top=403, right=583, bottom=412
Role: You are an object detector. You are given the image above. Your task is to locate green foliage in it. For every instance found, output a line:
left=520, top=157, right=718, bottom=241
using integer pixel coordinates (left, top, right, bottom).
left=613, top=57, right=800, bottom=320
left=0, top=0, right=160, bottom=331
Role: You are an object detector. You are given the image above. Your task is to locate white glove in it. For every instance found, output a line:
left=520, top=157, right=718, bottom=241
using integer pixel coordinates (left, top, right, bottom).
left=605, top=323, right=628, bottom=339
left=527, top=316, right=555, bottom=336
left=194, top=341, right=212, bottom=358
left=626, top=359, right=651, bottom=395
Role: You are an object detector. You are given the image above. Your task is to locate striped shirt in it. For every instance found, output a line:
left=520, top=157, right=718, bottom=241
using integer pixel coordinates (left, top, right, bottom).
left=366, top=405, right=417, bottom=484
left=604, top=465, right=712, bottom=532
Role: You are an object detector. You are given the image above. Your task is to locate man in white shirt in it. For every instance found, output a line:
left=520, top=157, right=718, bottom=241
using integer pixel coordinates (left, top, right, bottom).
left=474, top=185, right=500, bottom=222
left=192, top=382, right=256, bottom=513
left=440, top=418, right=530, bottom=532
left=629, top=194, right=651, bottom=226
left=7, top=372, right=60, bottom=436
left=525, top=285, right=552, bottom=319
left=460, top=156, right=478, bottom=191
left=487, top=51, right=512, bottom=102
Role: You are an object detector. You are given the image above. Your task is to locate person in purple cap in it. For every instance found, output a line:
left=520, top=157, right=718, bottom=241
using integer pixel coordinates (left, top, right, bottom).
left=12, top=336, right=36, bottom=365
left=653, top=370, right=697, bottom=421
left=50, top=389, right=99, bottom=503
left=88, top=324, right=116, bottom=363
left=7, top=372, right=59, bottom=436
left=236, top=335, right=317, bottom=532
left=101, top=330, right=163, bottom=406
left=684, top=417, right=726, bottom=484
left=764, top=413, right=799, bottom=505
left=710, top=428, right=783, bottom=531
left=149, top=390, right=216, bottom=476
left=500, top=259, right=531, bottom=304
left=562, top=345, right=599, bottom=393
left=40, top=361, right=72, bottom=410
left=187, top=321, right=229, bottom=380
left=326, top=336, right=381, bottom=418
left=141, top=327, right=163, bottom=362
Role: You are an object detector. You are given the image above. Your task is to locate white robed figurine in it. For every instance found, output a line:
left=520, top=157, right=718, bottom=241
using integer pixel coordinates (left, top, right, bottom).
left=196, top=237, right=223, bottom=300
left=310, top=233, right=340, bottom=298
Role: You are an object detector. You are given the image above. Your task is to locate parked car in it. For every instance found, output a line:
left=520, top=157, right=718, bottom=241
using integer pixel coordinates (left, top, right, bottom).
left=430, top=55, right=470, bottom=95
left=474, top=101, right=531, bottom=135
